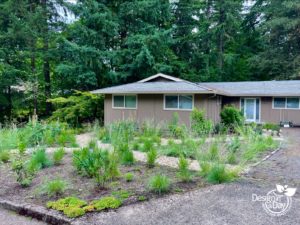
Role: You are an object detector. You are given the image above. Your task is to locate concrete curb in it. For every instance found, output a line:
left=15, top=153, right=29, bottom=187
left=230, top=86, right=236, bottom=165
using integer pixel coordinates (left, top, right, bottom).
left=0, top=199, right=72, bottom=225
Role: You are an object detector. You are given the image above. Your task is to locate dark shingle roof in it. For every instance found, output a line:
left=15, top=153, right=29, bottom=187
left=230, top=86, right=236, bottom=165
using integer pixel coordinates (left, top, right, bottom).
left=91, top=73, right=300, bottom=96
left=91, top=81, right=212, bottom=94
left=199, top=80, right=300, bottom=96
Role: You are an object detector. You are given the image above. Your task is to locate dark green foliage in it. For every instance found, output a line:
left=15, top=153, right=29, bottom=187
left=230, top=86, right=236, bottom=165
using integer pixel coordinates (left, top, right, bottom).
left=0, top=0, right=299, bottom=123
left=49, top=91, right=103, bottom=127
left=220, top=106, right=244, bottom=128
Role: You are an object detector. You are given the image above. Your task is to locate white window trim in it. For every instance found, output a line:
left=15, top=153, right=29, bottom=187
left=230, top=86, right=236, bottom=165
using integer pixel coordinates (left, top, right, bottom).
left=240, top=97, right=261, bottom=123
left=112, top=94, right=138, bottom=109
left=272, top=97, right=300, bottom=110
left=163, top=94, right=194, bottom=111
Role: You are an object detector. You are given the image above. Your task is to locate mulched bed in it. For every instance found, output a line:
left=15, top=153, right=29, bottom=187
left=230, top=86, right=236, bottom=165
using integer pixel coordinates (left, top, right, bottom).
left=0, top=152, right=207, bottom=212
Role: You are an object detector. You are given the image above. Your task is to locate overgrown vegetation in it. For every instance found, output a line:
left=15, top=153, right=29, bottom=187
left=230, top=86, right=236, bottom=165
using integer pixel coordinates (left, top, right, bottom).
left=0, top=121, right=77, bottom=151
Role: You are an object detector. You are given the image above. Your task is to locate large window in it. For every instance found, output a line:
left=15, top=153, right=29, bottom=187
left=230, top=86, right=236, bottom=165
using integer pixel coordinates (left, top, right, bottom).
left=273, top=97, right=300, bottom=109
left=164, top=94, right=193, bottom=110
left=113, top=95, right=137, bottom=109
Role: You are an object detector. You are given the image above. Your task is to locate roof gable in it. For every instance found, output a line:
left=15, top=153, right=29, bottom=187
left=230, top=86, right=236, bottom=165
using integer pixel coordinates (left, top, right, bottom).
left=138, top=73, right=183, bottom=83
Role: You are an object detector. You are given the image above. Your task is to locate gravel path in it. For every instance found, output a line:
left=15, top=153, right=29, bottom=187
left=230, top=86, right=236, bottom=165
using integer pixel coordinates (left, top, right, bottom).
left=0, top=208, right=47, bottom=225
left=73, top=128, right=300, bottom=225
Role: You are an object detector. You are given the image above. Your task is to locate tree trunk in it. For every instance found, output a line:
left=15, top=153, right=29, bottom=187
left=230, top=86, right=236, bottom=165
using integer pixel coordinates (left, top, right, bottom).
left=7, top=86, right=12, bottom=121
left=42, top=0, right=52, bottom=115
left=218, top=0, right=225, bottom=80
left=204, top=0, right=213, bottom=77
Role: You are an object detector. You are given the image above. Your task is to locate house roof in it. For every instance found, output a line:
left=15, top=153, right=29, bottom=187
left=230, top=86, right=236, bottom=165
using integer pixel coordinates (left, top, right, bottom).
left=92, top=74, right=213, bottom=94
left=91, top=73, right=300, bottom=96
left=199, top=80, right=300, bottom=97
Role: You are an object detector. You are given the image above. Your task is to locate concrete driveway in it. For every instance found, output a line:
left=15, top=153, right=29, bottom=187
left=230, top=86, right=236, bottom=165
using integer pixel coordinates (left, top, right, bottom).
left=74, top=128, right=300, bottom=225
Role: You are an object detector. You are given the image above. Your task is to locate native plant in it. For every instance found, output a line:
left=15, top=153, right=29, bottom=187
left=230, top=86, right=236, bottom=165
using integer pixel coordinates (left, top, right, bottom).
left=12, top=159, right=35, bottom=187
left=0, top=150, right=10, bottom=163
left=220, top=106, right=244, bottom=129
left=29, top=148, right=52, bottom=169
left=147, top=147, right=158, bottom=168
left=177, top=155, right=192, bottom=182
left=148, top=174, right=171, bottom=195
left=206, top=164, right=237, bottom=184
left=40, top=178, right=67, bottom=197
left=72, top=147, right=113, bottom=187
left=53, top=148, right=66, bottom=165
left=190, top=108, right=213, bottom=136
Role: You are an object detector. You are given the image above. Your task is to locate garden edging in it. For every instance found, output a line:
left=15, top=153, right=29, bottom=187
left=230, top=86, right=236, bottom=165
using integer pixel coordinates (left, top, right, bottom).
left=0, top=198, right=72, bottom=225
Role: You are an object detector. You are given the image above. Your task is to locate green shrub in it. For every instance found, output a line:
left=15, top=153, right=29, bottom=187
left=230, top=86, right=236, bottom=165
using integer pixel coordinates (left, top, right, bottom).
left=0, top=150, right=10, bottom=163
left=49, top=91, right=104, bottom=127
left=40, top=179, right=67, bottom=197
left=148, top=174, right=170, bottom=195
left=18, top=141, right=27, bottom=155
left=30, top=148, right=52, bottom=169
left=147, top=148, right=157, bottom=168
left=220, top=106, right=244, bottom=128
left=124, top=173, right=134, bottom=182
left=53, top=148, right=65, bottom=165
left=143, top=139, right=154, bottom=152
left=206, top=164, right=236, bottom=184
left=90, top=196, right=122, bottom=211
left=168, top=113, right=187, bottom=139
left=12, top=160, right=35, bottom=187
left=177, top=155, right=192, bottom=182
left=73, top=147, right=112, bottom=187
left=190, top=108, right=213, bottom=136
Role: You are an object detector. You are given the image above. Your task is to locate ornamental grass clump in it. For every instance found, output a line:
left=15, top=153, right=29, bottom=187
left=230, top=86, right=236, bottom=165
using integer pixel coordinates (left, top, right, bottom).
left=53, top=148, right=65, bottom=165
left=146, top=148, right=157, bottom=168
left=148, top=174, right=170, bottom=195
left=206, top=164, right=237, bottom=184
left=29, top=148, right=52, bottom=169
left=177, top=155, right=192, bottom=182
left=40, top=178, right=67, bottom=197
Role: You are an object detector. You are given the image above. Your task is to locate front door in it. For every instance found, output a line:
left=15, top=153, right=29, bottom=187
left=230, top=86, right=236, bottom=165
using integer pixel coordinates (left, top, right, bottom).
left=244, top=98, right=257, bottom=122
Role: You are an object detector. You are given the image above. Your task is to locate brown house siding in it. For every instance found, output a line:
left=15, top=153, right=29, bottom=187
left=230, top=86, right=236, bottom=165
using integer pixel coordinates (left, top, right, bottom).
left=104, top=94, right=221, bottom=127
left=223, top=97, right=300, bottom=125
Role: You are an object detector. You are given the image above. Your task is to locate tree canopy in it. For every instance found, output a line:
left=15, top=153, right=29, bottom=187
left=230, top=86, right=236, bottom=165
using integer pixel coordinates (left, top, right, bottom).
left=0, top=0, right=299, bottom=123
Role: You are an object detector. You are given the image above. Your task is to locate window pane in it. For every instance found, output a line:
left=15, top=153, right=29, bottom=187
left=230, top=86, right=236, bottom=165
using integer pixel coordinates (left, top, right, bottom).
left=125, top=95, right=137, bottom=108
left=113, top=95, right=124, bottom=107
left=274, top=98, right=286, bottom=108
left=165, top=96, right=178, bottom=109
left=287, top=98, right=299, bottom=109
left=179, top=95, right=193, bottom=109
left=256, top=98, right=260, bottom=121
